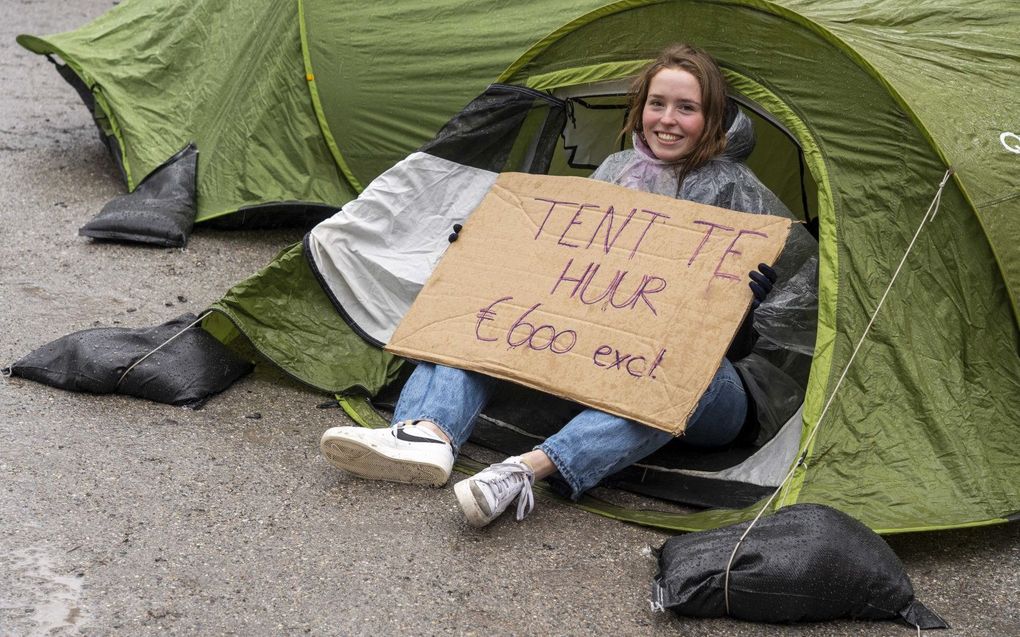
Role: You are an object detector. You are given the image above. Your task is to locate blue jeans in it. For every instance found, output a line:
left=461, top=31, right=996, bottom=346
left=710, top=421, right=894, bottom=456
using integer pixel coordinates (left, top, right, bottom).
left=392, top=362, right=747, bottom=499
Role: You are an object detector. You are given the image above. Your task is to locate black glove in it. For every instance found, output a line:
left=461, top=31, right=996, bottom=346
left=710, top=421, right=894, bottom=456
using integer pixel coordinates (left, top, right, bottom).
left=448, top=223, right=463, bottom=243
left=748, top=262, right=777, bottom=309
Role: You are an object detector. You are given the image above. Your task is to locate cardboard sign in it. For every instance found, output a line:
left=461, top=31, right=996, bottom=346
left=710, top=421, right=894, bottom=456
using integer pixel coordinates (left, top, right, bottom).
left=386, top=173, right=791, bottom=435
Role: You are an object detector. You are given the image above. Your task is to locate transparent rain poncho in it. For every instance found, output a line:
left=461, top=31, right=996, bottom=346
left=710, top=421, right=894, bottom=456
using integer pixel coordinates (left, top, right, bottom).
left=591, top=110, right=818, bottom=443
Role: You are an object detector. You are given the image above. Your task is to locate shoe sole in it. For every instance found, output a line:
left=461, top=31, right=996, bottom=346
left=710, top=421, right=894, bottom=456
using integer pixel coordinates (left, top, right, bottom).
left=454, top=479, right=495, bottom=528
left=320, top=434, right=450, bottom=487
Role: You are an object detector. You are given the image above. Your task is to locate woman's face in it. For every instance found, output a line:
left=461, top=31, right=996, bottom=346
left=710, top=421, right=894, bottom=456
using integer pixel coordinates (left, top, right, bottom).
left=641, top=67, right=705, bottom=162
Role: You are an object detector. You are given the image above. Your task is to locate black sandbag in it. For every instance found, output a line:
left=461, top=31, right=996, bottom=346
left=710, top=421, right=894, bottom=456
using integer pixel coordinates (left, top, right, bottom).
left=79, top=143, right=198, bottom=247
left=5, top=313, right=252, bottom=408
left=651, top=503, right=948, bottom=629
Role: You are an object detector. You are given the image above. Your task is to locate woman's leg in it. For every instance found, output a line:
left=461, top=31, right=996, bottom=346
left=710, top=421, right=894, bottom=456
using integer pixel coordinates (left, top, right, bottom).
left=539, top=359, right=747, bottom=498
left=678, top=359, right=748, bottom=448
left=392, top=362, right=496, bottom=455
left=454, top=360, right=748, bottom=526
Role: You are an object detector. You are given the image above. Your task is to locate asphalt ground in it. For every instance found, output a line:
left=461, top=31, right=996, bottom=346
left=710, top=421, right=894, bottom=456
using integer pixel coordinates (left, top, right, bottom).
left=1, top=1, right=1017, bottom=635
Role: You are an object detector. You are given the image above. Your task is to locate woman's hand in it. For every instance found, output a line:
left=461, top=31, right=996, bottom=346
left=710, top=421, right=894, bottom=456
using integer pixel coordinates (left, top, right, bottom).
left=748, top=263, right=777, bottom=308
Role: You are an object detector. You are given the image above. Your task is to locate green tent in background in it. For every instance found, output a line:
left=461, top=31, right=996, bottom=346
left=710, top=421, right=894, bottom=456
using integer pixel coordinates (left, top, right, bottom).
left=18, top=0, right=1020, bottom=534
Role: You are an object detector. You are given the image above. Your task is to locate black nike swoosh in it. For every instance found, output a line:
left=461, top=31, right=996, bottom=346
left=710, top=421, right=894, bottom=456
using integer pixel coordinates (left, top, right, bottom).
left=395, top=428, right=447, bottom=444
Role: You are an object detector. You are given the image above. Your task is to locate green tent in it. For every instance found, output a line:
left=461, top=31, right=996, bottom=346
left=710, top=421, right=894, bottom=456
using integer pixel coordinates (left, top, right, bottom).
left=19, top=0, right=1020, bottom=534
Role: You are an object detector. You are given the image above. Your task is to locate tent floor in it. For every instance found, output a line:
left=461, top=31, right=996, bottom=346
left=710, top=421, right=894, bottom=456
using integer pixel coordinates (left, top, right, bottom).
left=373, top=372, right=773, bottom=509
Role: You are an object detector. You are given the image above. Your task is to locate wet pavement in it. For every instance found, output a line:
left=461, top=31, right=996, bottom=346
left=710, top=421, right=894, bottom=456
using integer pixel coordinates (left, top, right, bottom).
left=1, top=1, right=1018, bottom=635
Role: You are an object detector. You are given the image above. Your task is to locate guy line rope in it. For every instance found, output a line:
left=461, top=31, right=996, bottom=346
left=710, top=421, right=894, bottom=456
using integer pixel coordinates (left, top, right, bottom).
left=722, top=168, right=955, bottom=625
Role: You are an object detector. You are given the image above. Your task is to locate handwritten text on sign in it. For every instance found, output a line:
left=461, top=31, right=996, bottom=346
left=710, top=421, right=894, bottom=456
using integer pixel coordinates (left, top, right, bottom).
left=386, top=173, right=790, bottom=434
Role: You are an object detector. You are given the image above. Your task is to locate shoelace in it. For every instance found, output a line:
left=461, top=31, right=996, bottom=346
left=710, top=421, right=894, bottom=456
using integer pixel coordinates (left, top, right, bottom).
left=483, top=461, right=535, bottom=521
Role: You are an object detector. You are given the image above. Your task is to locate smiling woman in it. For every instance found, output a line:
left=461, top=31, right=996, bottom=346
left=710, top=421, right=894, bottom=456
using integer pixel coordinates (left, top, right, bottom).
left=622, top=44, right=729, bottom=184
left=318, top=43, right=815, bottom=530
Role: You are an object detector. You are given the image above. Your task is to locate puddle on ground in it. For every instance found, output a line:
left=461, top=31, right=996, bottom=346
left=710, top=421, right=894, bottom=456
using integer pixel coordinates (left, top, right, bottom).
left=0, top=545, right=89, bottom=635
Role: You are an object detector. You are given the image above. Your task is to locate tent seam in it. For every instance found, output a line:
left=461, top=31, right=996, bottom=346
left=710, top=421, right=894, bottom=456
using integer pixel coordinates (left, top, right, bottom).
left=296, top=0, right=364, bottom=194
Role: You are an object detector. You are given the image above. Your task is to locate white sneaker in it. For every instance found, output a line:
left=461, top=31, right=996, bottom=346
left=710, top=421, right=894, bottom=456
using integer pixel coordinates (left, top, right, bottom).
left=454, top=457, right=535, bottom=527
left=320, top=421, right=454, bottom=487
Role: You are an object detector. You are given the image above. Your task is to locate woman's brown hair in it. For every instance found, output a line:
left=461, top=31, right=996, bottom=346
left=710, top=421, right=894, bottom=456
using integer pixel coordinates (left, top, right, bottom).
left=623, top=43, right=728, bottom=174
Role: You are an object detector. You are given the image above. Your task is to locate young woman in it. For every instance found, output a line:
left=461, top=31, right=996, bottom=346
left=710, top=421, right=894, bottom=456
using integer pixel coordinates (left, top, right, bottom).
left=320, top=44, right=815, bottom=527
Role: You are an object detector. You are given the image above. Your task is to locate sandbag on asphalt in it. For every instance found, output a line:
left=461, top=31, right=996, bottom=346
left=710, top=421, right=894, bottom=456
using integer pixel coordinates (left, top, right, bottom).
left=79, top=143, right=198, bottom=247
left=651, top=503, right=948, bottom=629
left=5, top=312, right=252, bottom=408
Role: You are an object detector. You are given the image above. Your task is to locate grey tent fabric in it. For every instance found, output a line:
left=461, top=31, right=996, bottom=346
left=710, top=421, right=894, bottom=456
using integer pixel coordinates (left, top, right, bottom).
left=305, top=85, right=566, bottom=346
left=306, top=152, right=498, bottom=345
